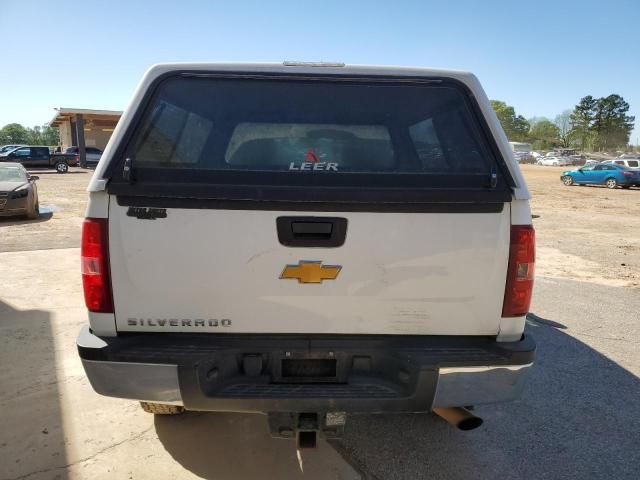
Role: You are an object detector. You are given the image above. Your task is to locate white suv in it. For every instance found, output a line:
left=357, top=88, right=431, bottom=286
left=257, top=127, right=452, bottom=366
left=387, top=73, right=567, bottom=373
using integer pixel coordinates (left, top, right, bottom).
left=76, top=63, right=536, bottom=442
left=607, top=158, right=640, bottom=169
left=537, top=156, right=571, bottom=166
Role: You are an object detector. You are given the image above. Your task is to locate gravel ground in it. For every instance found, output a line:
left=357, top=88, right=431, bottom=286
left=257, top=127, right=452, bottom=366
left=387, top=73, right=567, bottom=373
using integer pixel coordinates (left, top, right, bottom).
left=0, top=248, right=359, bottom=480
left=0, top=168, right=90, bottom=252
left=0, top=164, right=638, bottom=479
left=2, top=164, right=639, bottom=287
left=333, top=276, right=640, bottom=479
left=523, top=164, right=640, bottom=288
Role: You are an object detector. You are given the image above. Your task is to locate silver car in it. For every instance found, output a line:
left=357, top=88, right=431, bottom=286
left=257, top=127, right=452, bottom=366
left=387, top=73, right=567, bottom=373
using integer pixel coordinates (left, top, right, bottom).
left=64, top=146, right=103, bottom=165
left=0, top=163, right=39, bottom=219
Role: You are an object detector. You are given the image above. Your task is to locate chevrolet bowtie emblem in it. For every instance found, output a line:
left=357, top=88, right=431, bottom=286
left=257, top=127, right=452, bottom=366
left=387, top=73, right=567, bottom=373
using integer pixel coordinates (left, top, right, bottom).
left=280, top=261, right=342, bottom=284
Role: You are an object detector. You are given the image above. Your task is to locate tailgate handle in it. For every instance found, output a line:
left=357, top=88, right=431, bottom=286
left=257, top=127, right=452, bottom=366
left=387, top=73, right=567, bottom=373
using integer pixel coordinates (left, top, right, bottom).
left=291, top=221, right=333, bottom=236
left=277, top=217, right=347, bottom=247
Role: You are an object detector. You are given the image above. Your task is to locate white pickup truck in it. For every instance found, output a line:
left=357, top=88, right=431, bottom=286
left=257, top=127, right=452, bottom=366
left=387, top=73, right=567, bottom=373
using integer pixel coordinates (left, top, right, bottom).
left=77, top=62, right=535, bottom=445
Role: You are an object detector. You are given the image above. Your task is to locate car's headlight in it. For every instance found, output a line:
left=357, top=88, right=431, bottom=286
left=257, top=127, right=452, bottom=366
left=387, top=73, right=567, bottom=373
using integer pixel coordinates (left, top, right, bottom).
left=11, top=185, right=29, bottom=199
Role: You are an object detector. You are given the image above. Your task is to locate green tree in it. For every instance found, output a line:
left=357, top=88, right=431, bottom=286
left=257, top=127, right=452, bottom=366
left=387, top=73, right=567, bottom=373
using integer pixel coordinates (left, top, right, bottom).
left=569, top=96, right=597, bottom=150
left=592, top=95, right=635, bottom=151
left=529, top=119, right=561, bottom=150
left=25, top=125, right=60, bottom=146
left=554, top=110, right=572, bottom=148
left=0, top=123, right=59, bottom=147
left=0, top=123, right=29, bottom=144
left=41, top=125, right=60, bottom=146
left=490, top=100, right=530, bottom=142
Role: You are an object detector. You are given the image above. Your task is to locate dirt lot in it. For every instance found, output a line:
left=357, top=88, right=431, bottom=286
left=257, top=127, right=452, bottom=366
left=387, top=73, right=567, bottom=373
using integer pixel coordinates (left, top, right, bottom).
left=524, top=164, right=640, bottom=288
left=1, top=165, right=639, bottom=479
left=2, top=165, right=639, bottom=288
left=0, top=169, right=88, bottom=252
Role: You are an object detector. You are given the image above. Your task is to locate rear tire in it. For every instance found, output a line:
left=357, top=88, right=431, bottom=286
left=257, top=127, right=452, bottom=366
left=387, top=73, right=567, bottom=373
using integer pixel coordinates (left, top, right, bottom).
left=561, top=175, right=574, bottom=186
left=605, top=178, right=618, bottom=189
left=140, top=402, right=184, bottom=415
left=55, top=161, right=69, bottom=173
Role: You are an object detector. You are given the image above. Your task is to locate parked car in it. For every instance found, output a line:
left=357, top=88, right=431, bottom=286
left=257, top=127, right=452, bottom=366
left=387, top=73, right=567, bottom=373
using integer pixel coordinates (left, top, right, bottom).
left=568, top=155, right=585, bottom=166
left=77, top=62, right=536, bottom=439
left=0, top=146, right=76, bottom=173
left=606, top=158, right=640, bottom=170
left=515, top=151, right=535, bottom=164
left=0, top=163, right=39, bottom=218
left=64, top=146, right=103, bottom=166
left=537, top=156, right=571, bottom=166
left=560, top=162, right=640, bottom=188
left=0, top=145, right=24, bottom=154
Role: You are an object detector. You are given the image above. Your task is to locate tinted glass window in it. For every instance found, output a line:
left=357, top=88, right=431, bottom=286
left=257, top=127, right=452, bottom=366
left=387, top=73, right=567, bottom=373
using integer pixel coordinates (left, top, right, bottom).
left=224, top=123, right=394, bottom=171
left=14, top=148, right=30, bottom=157
left=628, top=160, right=639, bottom=167
left=0, top=166, right=27, bottom=181
left=33, top=147, right=49, bottom=156
left=409, top=118, right=445, bottom=170
left=134, top=101, right=212, bottom=165
left=128, top=77, right=498, bottom=182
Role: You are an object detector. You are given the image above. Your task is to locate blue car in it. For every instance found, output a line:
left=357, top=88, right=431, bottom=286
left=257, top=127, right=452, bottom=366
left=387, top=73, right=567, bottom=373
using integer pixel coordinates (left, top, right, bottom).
left=560, top=163, right=640, bottom=189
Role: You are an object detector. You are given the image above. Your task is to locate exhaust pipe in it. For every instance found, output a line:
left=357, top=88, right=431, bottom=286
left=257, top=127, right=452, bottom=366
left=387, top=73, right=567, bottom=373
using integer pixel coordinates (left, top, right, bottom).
left=433, top=407, right=483, bottom=431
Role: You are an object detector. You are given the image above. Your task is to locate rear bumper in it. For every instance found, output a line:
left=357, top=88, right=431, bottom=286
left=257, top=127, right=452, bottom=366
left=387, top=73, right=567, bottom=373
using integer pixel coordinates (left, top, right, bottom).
left=77, top=326, right=535, bottom=412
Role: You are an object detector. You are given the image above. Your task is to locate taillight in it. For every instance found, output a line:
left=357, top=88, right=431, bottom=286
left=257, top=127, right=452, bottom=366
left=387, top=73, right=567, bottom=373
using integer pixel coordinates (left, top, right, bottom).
left=502, top=225, right=535, bottom=317
left=622, top=171, right=633, bottom=177
left=81, top=218, right=113, bottom=313
left=75, top=154, right=80, bottom=163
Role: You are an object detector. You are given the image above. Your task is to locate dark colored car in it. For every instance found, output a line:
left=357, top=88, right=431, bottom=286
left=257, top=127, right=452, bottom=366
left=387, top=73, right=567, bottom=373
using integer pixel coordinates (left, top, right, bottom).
left=0, top=146, right=76, bottom=173
left=560, top=162, right=640, bottom=188
left=65, top=146, right=103, bottom=165
left=0, top=163, right=39, bottom=218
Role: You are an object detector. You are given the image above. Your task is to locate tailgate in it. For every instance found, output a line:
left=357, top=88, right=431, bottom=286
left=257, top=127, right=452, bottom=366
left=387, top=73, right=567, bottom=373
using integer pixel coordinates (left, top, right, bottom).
left=105, top=73, right=514, bottom=335
left=109, top=203, right=510, bottom=334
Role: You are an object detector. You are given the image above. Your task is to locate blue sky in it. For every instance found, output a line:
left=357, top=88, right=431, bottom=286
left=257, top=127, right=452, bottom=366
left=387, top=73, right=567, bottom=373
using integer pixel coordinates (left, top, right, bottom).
left=1, top=0, right=639, bottom=143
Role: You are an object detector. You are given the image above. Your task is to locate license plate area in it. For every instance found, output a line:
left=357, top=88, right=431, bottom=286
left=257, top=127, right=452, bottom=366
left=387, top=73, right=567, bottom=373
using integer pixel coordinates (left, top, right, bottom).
left=282, top=358, right=337, bottom=378
left=275, top=354, right=344, bottom=383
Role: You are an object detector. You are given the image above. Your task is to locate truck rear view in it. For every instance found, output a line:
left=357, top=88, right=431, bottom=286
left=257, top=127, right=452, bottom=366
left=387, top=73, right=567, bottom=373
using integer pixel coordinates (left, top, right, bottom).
left=78, top=62, right=535, bottom=442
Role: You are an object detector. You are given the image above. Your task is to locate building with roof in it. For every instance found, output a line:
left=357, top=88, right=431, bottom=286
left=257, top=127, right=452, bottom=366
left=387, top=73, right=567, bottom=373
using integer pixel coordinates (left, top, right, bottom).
left=49, top=108, right=122, bottom=165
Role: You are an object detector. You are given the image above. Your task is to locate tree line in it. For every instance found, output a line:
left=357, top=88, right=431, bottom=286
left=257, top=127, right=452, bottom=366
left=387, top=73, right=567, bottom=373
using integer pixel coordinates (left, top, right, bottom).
left=2, top=98, right=636, bottom=153
left=0, top=123, right=60, bottom=147
left=491, top=95, right=635, bottom=151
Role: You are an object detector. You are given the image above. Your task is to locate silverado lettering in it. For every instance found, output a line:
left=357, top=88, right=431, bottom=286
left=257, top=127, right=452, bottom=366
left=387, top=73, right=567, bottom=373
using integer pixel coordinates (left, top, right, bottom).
left=127, top=318, right=232, bottom=327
